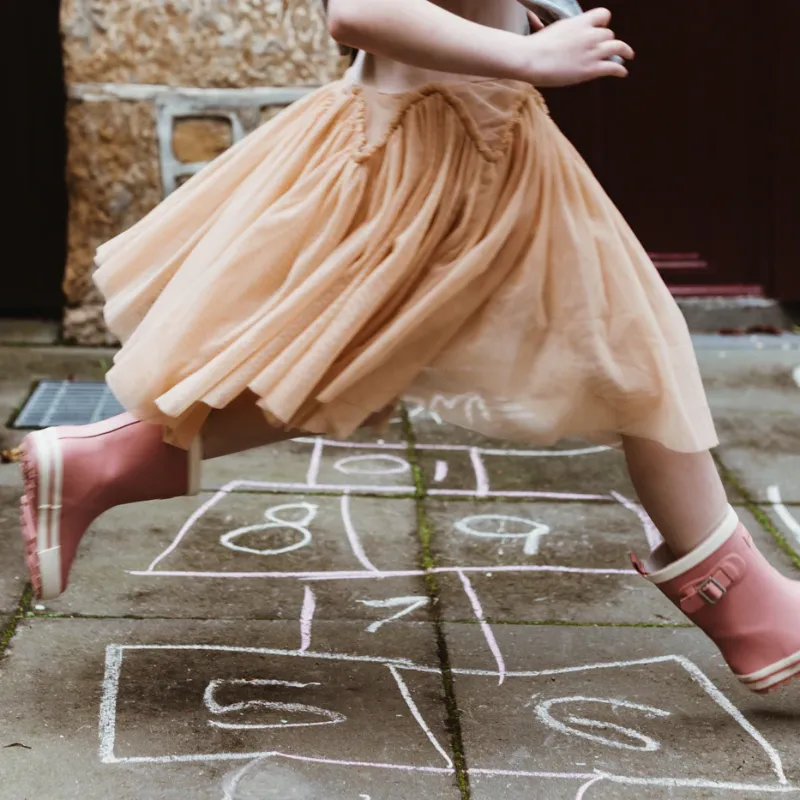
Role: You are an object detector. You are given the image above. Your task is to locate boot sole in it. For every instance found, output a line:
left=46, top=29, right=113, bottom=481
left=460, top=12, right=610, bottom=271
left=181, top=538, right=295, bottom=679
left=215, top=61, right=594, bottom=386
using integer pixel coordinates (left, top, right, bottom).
left=19, top=429, right=64, bottom=601
left=737, top=650, right=800, bottom=694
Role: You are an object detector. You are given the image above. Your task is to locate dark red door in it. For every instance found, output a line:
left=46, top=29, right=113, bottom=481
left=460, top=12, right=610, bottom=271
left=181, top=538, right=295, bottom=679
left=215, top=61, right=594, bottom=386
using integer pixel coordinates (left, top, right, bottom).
left=774, top=0, right=800, bottom=302
left=542, top=0, right=775, bottom=296
left=0, top=0, right=67, bottom=318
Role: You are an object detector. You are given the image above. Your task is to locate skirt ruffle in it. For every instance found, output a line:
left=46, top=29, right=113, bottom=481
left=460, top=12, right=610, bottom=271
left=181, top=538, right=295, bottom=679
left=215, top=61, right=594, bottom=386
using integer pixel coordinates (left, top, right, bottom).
left=95, top=76, right=717, bottom=452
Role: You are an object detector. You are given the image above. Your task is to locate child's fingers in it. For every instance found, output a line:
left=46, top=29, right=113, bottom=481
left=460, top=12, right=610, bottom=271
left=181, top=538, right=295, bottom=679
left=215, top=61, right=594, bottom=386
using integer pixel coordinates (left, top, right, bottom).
left=595, top=59, right=629, bottom=79
left=598, top=39, right=635, bottom=61
left=584, top=7, right=613, bottom=28
left=526, top=10, right=545, bottom=31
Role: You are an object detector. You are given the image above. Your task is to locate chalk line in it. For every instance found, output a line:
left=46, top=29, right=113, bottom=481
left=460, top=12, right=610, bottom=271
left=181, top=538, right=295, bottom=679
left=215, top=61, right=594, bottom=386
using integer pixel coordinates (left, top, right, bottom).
left=767, top=485, right=800, bottom=547
left=611, top=491, right=662, bottom=550
left=341, top=494, right=380, bottom=572
left=128, top=563, right=636, bottom=580
left=673, top=655, right=787, bottom=785
left=105, top=750, right=798, bottom=793
left=534, top=696, right=670, bottom=753
left=292, top=436, right=610, bottom=458
left=300, top=586, right=316, bottom=652
left=359, top=596, right=430, bottom=633
left=98, top=645, right=123, bottom=764
left=222, top=756, right=265, bottom=800
left=334, top=454, right=411, bottom=476
left=457, top=570, right=506, bottom=685
left=470, top=448, right=490, bottom=497
left=305, top=438, right=324, bottom=487
left=146, top=483, right=235, bottom=571
left=434, top=460, right=448, bottom=482
left=204, top=679, right=343, bottom=730
left=575, top=773, right=608, bottom=800
left=793, top=365, right=800, bottom=389
left=388, top=665, right=453, bottom=769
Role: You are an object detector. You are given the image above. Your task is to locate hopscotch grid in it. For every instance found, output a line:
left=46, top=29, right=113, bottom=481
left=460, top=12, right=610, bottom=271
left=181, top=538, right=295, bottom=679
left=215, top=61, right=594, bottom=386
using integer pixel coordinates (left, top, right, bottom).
left=99, top=644, right=791, bottom=791
left=113, top=435, right=797, bottom=792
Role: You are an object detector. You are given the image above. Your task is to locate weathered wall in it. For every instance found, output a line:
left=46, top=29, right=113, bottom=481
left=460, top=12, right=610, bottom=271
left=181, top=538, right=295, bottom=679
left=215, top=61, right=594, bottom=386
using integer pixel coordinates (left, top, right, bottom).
left=61, top=0, right=346, bottom=344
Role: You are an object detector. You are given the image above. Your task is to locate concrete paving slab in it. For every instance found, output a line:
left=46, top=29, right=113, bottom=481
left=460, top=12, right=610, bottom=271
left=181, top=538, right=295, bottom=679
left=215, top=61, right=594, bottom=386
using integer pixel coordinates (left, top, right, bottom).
left=443, top=623, right=800, bottom=799
left=428, top=503, right=796, bottom=625
left=757, top=503, right=800, bottom=566
left=699, top=344, right=800, bottom=503
left=718, top=448, right=800, bottom=505
left=31, top=493, right=429, bottom=635
left=0, top=319, right=61, bottom=346
left=0, top=619, right=454, bottom=800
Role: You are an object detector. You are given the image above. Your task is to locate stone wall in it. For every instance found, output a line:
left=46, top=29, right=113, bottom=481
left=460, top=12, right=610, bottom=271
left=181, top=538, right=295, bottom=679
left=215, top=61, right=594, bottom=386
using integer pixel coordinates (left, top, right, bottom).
left=61, top=0, right=346, bottom=344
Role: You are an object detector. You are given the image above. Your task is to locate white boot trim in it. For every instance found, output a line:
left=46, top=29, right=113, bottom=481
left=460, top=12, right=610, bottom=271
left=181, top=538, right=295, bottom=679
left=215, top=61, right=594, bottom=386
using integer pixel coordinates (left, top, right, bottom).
left=31, top=428, right=65, bottom=599
left=647, top=505, right=740, bottom=585
left=737, top=647, right=800, bottom=685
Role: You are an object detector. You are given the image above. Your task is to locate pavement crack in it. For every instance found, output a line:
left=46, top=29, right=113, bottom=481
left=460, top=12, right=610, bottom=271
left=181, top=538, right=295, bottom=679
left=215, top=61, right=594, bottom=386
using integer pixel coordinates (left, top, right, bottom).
left=0, top=584, right=34, bottom=660
left=402, top=407, right=472, bottom=800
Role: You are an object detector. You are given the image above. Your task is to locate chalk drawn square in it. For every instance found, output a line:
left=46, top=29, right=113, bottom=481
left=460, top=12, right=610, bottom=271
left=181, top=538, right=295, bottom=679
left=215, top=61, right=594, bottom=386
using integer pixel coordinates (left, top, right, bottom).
left=101, top=646, right=451, bottom=770
left=452, top=659, right=790, bottom=794
left=428, top=500, right=652, bottom=571
left=415, top=441, right=632, bottom=500
left=140, top=493, right=419, bottom=577
left=309, top=441, right=416, bottom=492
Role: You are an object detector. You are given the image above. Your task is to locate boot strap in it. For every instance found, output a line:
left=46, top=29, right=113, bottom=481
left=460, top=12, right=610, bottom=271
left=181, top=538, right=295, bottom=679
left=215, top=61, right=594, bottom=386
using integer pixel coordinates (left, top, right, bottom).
left=679, top=555, right=746, bottom=613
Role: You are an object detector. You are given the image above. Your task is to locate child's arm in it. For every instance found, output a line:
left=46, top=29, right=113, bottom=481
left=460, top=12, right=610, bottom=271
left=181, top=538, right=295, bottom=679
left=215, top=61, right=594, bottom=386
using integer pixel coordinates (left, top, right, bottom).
left=327, top=1, right=633, bottom=87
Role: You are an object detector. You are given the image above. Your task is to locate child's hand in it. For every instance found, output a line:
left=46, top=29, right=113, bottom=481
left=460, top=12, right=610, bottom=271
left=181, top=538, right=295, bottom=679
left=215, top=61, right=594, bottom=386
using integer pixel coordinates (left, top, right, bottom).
left=521, top=7, right=634, bottom=86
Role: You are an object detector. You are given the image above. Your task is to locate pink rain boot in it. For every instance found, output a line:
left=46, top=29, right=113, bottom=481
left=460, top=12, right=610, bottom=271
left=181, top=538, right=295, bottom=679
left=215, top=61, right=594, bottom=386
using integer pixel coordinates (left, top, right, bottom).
left=632, top=506, right=800, bottom=693
left=19, top=413, right=201, bottom=600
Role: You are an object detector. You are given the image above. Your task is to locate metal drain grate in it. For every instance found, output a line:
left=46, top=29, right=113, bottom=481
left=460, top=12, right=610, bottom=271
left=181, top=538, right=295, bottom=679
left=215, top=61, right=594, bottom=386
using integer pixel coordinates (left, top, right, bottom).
left=13, top=381, right=125, bottom=429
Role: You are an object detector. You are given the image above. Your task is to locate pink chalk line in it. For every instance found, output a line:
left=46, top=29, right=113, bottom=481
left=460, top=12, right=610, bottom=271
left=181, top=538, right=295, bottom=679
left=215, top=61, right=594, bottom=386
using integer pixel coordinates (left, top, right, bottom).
left=457, top=569, right=506, bottom=685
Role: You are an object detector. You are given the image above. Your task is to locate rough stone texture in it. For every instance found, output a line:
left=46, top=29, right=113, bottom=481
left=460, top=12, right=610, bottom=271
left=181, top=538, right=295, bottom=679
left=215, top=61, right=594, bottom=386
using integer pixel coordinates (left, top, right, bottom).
left=61, top=0, right=346, bottom=343
left=61, top=0, right=344, bottom=88
left=62, top=100, right=161, bottom=344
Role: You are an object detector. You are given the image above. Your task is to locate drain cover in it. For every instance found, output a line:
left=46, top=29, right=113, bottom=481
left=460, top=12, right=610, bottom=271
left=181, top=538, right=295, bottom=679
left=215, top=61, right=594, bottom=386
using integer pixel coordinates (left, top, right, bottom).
left=13, top=380, right=125, bottom=429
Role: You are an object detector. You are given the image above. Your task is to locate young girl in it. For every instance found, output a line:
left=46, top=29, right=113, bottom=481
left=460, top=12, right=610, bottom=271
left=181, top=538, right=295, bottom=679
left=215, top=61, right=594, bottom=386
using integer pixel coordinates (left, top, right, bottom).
left=20, top=0, right=800, bottom=694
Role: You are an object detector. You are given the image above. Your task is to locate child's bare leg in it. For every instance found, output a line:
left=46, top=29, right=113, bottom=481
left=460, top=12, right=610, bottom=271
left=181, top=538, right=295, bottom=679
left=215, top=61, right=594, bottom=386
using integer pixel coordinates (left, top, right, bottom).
left=201, top=391, right=390, bottom=459
left=622, top=436, right=728, bottom=556
left=201, top=391, right=298, bottom=459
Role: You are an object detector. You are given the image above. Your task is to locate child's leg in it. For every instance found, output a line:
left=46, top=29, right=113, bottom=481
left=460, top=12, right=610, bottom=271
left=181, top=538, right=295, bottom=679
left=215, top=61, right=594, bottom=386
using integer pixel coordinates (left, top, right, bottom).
left=201, top=390, right=298, bottom=459
left=19, top=395, right=296, bottom=600
left=623, top=436, right=800, bottom=693
left=622, top=436, right=728, bottom=556
left=18, top=392, right=389, bottom=599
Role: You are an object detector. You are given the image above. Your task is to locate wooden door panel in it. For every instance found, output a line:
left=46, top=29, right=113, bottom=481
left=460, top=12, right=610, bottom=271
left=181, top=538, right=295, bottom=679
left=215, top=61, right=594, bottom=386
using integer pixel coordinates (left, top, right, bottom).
left=542, top=0, right=771, bottom=293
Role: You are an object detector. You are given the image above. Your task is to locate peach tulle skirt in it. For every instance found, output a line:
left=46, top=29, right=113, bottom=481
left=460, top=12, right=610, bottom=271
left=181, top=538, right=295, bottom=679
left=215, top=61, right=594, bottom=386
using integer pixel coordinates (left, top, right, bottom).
left=94, top=75, right=717, bottom=452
